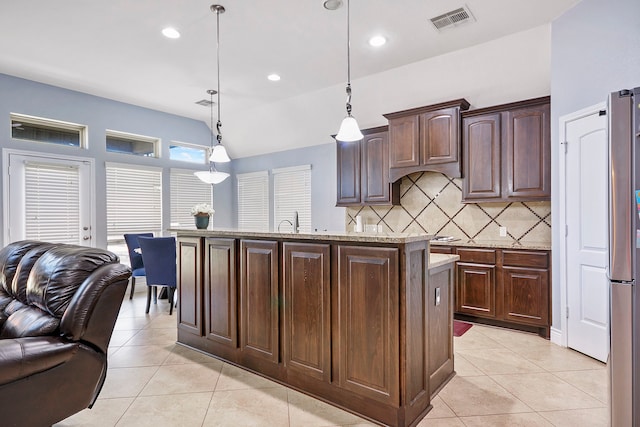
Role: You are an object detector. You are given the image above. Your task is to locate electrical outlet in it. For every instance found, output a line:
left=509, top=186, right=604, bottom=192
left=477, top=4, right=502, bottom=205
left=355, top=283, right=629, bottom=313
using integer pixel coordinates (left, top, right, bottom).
left=499, top=226, right=507, bottom=237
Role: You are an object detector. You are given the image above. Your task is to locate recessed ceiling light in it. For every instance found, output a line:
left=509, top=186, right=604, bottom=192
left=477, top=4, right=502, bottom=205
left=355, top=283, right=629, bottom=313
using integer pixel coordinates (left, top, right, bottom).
left=323, top=0, right=343, bottom=10
left=267, top=74, right=281, bottom=82
left=369, top=35, right=387, bottom=47
left=162, top=27, right=181, bottom=39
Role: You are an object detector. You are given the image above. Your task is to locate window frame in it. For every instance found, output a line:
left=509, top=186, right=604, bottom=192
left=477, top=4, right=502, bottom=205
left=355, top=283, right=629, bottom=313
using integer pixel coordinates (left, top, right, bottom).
left=105, top=129, right=160, bottom=158
left=10, top=113, right=87, bottom=149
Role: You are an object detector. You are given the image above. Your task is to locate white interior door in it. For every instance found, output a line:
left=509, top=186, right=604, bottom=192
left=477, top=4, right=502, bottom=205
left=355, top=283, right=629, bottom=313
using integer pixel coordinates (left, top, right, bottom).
left=562, top=106, right=609, bottom=362
left=4, top=150, right=94, bottom=246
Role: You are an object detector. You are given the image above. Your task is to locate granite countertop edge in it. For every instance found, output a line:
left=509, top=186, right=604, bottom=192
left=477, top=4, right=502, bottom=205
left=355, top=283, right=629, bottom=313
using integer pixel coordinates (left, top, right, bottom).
left=169, top=228, right=434, bottom=244
left=429, top=254, right=460, bottom=269
left=430, top=240, right=551, bottom=251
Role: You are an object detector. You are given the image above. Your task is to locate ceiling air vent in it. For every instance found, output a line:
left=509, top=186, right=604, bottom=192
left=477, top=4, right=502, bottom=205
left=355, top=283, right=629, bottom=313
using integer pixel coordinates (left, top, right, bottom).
left=195, top=99, right=214, bottom=107
left=430, top=6, right=475, bottom=31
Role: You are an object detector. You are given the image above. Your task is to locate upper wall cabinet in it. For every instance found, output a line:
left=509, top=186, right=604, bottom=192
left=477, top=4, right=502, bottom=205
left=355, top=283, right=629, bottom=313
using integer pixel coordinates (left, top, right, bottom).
left=336, top=126, right=400, bottom=207
left=383, top=99, right=470, bottom=182
left=462, top=96, right=551, bottom=203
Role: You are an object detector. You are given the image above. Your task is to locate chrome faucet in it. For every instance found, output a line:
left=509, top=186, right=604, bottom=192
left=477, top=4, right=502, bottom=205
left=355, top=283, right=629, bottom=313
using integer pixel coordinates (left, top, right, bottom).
left=293, top=211, right=299, bottom=234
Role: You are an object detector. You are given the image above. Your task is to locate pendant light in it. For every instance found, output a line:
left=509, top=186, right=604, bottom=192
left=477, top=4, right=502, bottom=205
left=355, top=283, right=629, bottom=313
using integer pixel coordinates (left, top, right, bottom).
left=335, top=0, right=363, bottom=142
left=195, top=4, right=230, bottom=185
left=194, top=88, right=230, bottom=184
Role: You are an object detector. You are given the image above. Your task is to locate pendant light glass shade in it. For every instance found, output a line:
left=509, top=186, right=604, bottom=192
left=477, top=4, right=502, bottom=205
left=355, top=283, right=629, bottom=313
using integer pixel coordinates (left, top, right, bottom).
left=336, top=116, right=363, bottom=141
left=195, top=170, right=230, bottom=185
left=335, top=0, right=362, bottom=142
left=209, top=144, right=231, bottom=162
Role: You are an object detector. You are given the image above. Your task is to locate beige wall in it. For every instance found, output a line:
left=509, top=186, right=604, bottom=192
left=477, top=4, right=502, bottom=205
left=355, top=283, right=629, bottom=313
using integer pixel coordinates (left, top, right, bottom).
left=346, top=171, right=551, bottom=246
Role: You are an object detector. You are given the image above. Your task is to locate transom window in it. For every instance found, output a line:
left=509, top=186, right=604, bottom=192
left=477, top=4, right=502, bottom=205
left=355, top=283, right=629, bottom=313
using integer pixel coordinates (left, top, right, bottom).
left=106, top=130, right=159, bottom=157
left=169, top=141, right=208, bottom=164
left=10, top=113, right=86, bottom=148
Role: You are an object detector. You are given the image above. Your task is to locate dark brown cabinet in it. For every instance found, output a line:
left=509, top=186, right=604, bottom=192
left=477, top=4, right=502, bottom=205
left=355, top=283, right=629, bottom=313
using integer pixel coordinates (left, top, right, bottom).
left=384, top=99, right=470, bottom=181
left=282, top=242, right=331, bottom=382
left=176, top=232, right=450, bottom=427
left=177, top=236, right=202, bottom=337
left=336, top=126, right=399, bottom=206
left=502, top=250, right=549, bottom=327
left=433, top=245, right=551, bottom=337
left=428, top=260, right=455, bottom=397
left=462, top=97, right=551, bottom=202
left=204, top=238, right=237, bottom=349
left=239, top=240, right=279, bottom=366
left=336, top=245, right=399, bottom=405
left=456, top=248, right=497, bottom=318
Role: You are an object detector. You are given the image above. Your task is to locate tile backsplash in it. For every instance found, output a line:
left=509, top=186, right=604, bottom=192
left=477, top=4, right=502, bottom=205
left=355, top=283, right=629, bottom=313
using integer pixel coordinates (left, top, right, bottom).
left=346, top=172, right=551, bottom=245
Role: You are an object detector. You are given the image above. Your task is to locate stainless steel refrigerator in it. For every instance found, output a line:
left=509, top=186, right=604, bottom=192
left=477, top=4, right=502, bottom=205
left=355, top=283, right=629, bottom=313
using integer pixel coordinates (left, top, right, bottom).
left=609, top=87, right=640, bottom=426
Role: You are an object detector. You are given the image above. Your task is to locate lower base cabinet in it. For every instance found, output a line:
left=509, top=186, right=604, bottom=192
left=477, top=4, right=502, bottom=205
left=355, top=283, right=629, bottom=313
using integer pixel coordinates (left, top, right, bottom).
left=176, top=234, right=451, bottom=427
left=432, top=245, right=551, bottom=338
left=283, top=242, right=331, bottom=382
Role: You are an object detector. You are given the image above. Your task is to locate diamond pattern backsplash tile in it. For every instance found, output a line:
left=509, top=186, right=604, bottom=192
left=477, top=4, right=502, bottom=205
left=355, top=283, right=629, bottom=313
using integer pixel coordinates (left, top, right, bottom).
left=346, top=172, right=551, bottom=245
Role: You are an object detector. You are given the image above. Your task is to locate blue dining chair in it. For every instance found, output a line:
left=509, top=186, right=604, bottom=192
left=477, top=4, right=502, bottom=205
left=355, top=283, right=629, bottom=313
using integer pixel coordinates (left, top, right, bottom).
left=123, top=233, right=154, bottom=299
left=137, top=236, right=177, bottom=315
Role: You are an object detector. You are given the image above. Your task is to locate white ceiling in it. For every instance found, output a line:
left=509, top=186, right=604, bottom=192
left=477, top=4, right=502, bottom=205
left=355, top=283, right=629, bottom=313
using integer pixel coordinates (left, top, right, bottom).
left=1, top=1, right=579, bottom=141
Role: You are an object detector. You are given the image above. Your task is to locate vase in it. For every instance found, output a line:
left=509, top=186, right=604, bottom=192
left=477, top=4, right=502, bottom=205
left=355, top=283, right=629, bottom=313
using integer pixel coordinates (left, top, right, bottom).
left=194, top=214, right=210, bottom=229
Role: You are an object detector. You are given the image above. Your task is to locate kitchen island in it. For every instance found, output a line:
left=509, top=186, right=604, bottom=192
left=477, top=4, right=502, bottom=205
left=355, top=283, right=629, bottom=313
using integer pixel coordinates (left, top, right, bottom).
left=172, top=229, right=458, bottom=427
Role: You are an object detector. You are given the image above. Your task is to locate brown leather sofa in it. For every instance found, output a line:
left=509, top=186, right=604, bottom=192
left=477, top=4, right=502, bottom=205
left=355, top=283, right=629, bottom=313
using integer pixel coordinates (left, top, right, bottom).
left=0, top=240, right=131, bottom=427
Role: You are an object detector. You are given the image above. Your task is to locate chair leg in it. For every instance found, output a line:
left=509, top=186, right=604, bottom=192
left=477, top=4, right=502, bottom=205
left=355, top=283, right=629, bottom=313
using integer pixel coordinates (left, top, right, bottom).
left=129, top=276, right=136, bottom=299
left=153, top=286, right=158, bottom=304
left=145, top=286, right=152, bottom=314
left=168, top=287, right=175, bottom=315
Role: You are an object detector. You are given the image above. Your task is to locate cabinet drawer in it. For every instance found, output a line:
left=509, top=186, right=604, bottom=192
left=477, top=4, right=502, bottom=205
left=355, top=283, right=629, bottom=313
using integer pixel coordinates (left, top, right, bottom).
left=503, top=250, right=548, bottom=269
left=430, top=246, right=455, bottom=254
left=457, top=248, right=496, bottom=264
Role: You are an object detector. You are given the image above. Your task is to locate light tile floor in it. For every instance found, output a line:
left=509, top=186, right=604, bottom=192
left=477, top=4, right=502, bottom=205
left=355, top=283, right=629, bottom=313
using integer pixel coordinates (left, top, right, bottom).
left=56, top=293, right=609, bottom=427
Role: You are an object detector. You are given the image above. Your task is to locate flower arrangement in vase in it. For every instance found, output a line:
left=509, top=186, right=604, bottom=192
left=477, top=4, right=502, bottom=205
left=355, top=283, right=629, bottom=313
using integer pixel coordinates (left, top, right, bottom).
left=191, top=203, right=215, bottom=229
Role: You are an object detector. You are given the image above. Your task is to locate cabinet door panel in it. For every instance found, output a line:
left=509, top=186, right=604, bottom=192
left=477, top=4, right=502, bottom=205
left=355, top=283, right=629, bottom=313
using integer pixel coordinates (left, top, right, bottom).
left=503, top=267, right=549, bottom=326
left=389, top=115, right=420, bottom=168
left=240, top=240, right=279, bottom=363
left=336, top=140, right=361, bottom=205
left=283, top=243, right=331, bottom=381
left=462, top=114, right=501, bottom=201
left=421, top=108, right=458, bottom=165
left=456, top=263, right=496, bottom=318
left=362, top=132, right=390, bottom=203
left=177, top=237, right=202, bottom=336
left=429, top=264, right=454, bottom=397
left=204, top=238, right=237, bottom=348
left=504, top=104, right=551, bottom=199
left=336, top=246, right=399, bottom=405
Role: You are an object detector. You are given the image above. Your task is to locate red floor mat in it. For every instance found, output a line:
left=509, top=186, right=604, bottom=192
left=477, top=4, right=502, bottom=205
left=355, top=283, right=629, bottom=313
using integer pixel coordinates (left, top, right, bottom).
left=453, top=320, right=473, bottom=337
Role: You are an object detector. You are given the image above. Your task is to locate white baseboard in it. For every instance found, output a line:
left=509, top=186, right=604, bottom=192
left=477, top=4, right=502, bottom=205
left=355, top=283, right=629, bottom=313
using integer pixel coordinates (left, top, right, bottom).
left=550, top=327, right=563, bottom=346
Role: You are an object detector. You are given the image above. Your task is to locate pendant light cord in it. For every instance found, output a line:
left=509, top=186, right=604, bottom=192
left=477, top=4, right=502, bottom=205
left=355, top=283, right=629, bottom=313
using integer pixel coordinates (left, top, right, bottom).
left=345, top=0, right=352, bottom=117
left=215, top=7, right=223, bottom=143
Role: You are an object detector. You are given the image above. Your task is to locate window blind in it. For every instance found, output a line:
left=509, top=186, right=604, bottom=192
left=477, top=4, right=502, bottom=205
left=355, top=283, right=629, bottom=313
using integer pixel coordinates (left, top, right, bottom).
left=273, top=165, right=311, bottom=233
left=25, top=162, right=80, bottom=244
left=170, top=169, right=213, bottom=228
left=106, top=164, right=162, bottom=241
left=237, top=171, right=269, bottom=231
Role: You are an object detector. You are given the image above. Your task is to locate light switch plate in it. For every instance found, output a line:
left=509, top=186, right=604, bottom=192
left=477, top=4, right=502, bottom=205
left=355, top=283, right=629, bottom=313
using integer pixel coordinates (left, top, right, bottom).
left=435, top=287, right=441, bottom=306
left=499, top=226, right=507, bottom=237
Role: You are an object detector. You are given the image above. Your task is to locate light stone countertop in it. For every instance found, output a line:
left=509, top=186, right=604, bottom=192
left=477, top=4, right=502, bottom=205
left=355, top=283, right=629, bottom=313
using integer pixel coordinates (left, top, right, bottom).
left=429, top=253, right=459, bottom=270
left=170, top=228, right=434, bottom=244
left=430, top=239, right=551, bottom=251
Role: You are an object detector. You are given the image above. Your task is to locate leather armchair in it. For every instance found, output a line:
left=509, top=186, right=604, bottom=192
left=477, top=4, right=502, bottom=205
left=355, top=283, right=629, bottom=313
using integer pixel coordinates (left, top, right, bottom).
left=0, top=240, right=131, bottom=427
